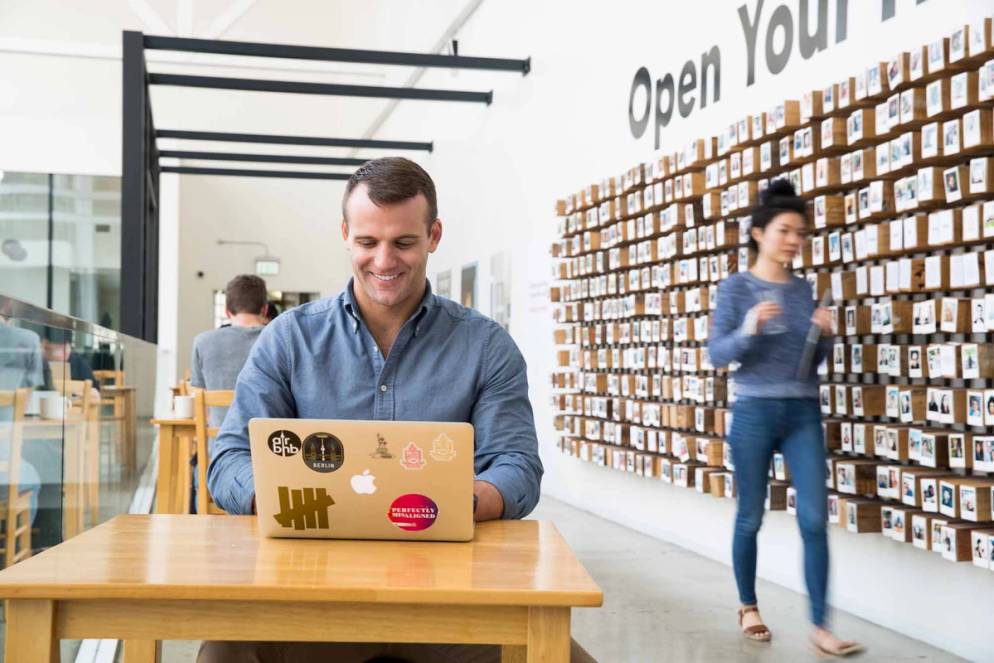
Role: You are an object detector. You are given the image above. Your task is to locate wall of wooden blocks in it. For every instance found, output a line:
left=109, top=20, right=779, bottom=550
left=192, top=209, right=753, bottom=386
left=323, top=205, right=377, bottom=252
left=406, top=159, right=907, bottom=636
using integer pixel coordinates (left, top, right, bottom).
left=552, top=22, right=994, bottom=572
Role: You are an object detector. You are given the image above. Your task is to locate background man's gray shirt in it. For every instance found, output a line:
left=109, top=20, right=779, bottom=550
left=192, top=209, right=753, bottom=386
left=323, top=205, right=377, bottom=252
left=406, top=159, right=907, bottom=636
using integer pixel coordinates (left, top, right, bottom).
left=190, top=325, right=264, bottom=427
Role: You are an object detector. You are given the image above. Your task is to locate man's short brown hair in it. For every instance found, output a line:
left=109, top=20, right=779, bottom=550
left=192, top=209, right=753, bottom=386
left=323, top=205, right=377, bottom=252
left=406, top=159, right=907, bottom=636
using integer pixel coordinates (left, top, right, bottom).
left=225, top=274, right=268, bottom=315
left=342, top=157, right=437, bottom=232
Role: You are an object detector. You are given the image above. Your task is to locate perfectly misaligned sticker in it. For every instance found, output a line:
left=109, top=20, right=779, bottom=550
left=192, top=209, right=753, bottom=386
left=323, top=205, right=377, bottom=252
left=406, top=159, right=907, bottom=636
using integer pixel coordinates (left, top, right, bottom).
left=387, top=494, right=438, bottom=531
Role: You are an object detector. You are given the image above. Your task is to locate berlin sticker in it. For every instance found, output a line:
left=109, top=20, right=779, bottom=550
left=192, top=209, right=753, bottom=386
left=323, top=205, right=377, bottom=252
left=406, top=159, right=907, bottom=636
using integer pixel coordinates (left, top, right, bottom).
left=302, top=432, right=345, bottom=473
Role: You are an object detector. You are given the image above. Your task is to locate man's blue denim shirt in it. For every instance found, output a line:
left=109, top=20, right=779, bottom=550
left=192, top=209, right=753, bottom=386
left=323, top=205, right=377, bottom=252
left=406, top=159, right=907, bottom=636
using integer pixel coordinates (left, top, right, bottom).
left=207, top=279, right=543, bottom=519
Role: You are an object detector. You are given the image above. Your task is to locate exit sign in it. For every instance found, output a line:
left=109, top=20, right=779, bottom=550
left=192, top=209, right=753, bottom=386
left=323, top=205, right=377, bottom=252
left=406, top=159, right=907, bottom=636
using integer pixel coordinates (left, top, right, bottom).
left=256, top=258, right=280, bottom=276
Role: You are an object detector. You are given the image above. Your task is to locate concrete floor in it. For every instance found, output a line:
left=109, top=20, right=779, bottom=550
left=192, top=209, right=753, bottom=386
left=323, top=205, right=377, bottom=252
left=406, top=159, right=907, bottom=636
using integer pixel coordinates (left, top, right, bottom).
left=156, top=496, right=960, bottom=663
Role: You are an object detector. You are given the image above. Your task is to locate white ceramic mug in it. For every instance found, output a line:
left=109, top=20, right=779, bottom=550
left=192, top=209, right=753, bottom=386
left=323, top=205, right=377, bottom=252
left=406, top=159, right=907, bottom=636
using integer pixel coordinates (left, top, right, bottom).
left=173, top=395, right=195, bottom=419
left=27, top=390, right=57, bottom=416
left=40, top=393, right=69, bottom=420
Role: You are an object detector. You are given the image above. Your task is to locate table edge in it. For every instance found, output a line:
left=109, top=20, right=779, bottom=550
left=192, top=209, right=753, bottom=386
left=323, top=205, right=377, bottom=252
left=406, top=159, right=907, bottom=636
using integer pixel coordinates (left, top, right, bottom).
left=0, top=585, right=604, bottom=607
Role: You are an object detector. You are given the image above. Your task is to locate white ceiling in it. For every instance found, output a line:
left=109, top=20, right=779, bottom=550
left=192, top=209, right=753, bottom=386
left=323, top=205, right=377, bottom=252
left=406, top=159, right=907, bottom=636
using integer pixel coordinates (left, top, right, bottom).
left=0, top=0, right=507, bottom=153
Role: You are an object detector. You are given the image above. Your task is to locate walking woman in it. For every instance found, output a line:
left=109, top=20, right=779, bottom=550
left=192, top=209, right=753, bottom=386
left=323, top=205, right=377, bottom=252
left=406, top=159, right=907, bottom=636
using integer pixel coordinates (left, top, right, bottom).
left=708, top=180, right=863, bottom=656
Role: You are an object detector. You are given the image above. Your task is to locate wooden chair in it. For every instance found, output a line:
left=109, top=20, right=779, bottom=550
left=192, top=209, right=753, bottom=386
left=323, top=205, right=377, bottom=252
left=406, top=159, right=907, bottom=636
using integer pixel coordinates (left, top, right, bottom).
left=191, top=388, right=235, bottom=515
left=57, top=378, right=92, bottom=416
left=0, top=388, right=33, bottom=567
left=53, top=379, right=93, bottom=538
left=93, top=369, right=135, bottom=473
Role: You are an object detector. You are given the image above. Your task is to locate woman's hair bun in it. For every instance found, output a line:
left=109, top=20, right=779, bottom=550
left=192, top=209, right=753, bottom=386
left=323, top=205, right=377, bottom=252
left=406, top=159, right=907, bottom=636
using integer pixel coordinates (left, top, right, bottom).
left=761, top=178, right=798, bottom=205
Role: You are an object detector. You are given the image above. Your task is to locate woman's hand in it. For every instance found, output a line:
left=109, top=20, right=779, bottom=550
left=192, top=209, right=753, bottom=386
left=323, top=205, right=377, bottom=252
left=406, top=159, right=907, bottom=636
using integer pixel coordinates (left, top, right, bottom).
left=746, top=301, right=782, bottom=334
left=812, top=307, right=834, bottom=337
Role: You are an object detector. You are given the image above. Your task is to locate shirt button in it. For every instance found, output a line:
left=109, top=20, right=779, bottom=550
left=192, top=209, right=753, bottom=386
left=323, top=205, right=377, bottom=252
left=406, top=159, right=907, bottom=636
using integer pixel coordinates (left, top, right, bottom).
left=380, top=384, right=388, bottom=392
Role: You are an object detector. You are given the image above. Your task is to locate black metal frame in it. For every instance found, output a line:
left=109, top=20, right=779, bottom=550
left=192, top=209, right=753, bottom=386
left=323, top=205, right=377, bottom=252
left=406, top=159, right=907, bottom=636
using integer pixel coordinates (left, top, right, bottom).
left=158, top=151, right=367, bottom=166
left=156, top=129, right=434, bottom=152
left=121, top=31, right=160, bottom=342
left=160, top=166, right=352, bottom=180
left=121, top=30, right=529, bottom=341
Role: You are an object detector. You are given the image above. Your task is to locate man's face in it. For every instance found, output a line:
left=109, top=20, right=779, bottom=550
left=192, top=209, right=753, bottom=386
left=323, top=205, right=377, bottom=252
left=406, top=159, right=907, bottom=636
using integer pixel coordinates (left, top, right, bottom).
left=342, top=184, right=442, bottom=310
left=43, top=340, right=70, bottom=361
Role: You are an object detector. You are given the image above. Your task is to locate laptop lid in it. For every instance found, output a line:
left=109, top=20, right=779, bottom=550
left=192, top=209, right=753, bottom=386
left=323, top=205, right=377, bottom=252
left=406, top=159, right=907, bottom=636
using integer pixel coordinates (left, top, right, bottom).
left=249, top=418, right=474, bottom=541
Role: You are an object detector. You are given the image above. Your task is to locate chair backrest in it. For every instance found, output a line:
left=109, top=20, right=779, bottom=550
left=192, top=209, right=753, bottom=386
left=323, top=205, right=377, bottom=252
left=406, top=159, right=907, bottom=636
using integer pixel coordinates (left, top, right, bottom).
left=48, top=360, right=68, bottom=387
left=0, top=388, right=29, bottom=477
left=93, top=370, right=124, bottom=388
left=0, top=388, right=31, bottom=566
left=56, top=379, right=92, bottom=417
left=191, top=387, right=235, bottom=515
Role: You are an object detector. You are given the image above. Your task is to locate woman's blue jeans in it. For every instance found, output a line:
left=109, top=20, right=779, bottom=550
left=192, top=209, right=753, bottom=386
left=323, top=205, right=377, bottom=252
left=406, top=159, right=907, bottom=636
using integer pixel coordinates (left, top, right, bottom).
left=729, top=397, right=829, bottom=627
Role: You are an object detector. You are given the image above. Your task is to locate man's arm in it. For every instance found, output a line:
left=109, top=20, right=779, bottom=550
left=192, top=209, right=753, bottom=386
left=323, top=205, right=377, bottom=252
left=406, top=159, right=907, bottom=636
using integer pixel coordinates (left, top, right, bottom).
left=470, top=323, right=544, bottom=520
left=207, top=320, right=296, bottom=514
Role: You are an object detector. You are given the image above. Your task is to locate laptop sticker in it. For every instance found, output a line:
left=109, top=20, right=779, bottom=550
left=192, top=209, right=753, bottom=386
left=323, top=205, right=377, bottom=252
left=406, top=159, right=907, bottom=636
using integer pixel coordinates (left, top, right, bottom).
left=400, top=442, right=426, bottom=470
left=429, top=433, right=456, bottom=462
left=302, top=432, right=345, bottom=473
left=267, top=429, right=301, bottom=458
left=388, top=494, right=438, bottom=531
left=273, top=486, right=335, bottom=530
left=370, top=433, right=395, bottom=459
left=350, top=469, right=377, bottom=495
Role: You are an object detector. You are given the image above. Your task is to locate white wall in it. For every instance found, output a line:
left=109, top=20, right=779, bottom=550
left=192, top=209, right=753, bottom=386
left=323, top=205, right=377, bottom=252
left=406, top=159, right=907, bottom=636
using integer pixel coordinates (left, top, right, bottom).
left=174, top=174, right=351, bottom=376
left=375, top=1, right=994, bottom=661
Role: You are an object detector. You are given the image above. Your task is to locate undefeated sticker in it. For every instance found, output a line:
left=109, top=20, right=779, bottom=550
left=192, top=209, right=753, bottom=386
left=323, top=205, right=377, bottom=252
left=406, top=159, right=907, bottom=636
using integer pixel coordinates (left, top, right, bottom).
left=302, top=432, right=345, bottom=473
left=388, top=494, right=438, bottom=531
left=267, top=430, right=301, bottom=458
left=274, top=486, right=335, bottom=530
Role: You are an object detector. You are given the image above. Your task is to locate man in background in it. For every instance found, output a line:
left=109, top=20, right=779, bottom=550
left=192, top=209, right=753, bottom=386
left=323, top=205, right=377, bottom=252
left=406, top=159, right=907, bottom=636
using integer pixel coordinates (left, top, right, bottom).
left=190, top=274, right=268, bottom=427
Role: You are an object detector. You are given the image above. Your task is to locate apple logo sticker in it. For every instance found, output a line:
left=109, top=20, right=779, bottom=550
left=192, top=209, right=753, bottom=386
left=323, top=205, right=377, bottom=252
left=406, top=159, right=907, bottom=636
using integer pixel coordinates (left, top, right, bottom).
left=351, top=469, right=377, bottom=495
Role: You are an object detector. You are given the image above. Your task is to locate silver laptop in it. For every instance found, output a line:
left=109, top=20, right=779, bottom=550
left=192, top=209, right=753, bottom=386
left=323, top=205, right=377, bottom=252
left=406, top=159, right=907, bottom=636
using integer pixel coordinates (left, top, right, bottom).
left=249, top=418, right=474, bottom=541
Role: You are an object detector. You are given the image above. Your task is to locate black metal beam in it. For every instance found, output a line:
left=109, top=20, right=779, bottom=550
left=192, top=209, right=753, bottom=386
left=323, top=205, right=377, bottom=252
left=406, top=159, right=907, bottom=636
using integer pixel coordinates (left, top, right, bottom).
left=143, top=35, right=530, bottom=75
left=156, top=129, right=433, bottom=152
left=121, top=30, right=148, bottom=340
left=161, top=166, right=352, bottom=180
left=159, top=150, right=367, bottom=166
left=149, top=73, right=493, bottom=104
left=46, top=174, right=53, bottom=310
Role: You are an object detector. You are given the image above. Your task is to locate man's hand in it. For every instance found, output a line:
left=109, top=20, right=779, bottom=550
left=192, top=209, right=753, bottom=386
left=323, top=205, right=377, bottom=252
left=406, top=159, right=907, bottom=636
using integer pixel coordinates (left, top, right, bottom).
left=473, top=480, right=504, bottom=522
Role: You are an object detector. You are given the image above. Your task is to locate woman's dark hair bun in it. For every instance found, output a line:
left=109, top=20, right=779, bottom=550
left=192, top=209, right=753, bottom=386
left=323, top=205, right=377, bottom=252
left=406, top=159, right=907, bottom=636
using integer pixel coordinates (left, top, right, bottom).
left=761, top=178, right=798, bottom=204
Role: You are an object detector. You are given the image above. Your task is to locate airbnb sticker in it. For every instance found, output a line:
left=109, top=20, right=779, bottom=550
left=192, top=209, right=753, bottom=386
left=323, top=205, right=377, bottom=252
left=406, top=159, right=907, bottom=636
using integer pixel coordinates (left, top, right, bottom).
left=387, top=494, right=438, bottom=531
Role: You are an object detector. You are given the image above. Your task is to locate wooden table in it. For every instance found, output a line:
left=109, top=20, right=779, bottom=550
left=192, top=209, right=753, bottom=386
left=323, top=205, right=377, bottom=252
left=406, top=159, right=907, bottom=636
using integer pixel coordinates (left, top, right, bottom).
left=150, top=417, right=195, bottom=514
left=102, top=386, right=137, bottom=473
left=0, top=514, right=602, bottom=663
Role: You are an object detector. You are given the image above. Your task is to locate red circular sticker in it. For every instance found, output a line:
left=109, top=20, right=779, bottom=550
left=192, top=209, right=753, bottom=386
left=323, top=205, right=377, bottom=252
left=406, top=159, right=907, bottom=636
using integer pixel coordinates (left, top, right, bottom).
left=387, top=494, right=438, bottom=531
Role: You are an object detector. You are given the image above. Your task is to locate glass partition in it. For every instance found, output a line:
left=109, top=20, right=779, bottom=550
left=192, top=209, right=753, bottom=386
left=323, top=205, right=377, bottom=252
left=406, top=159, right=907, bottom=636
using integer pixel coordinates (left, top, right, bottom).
left=0, top=171, right=122, bottom=329
left=0, top=295, right=156, bottom=661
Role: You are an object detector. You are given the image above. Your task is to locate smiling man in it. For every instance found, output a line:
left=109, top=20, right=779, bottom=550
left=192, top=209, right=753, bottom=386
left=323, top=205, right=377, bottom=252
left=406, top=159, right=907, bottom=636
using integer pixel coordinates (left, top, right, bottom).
left=201, top=157, right=592, bottom=663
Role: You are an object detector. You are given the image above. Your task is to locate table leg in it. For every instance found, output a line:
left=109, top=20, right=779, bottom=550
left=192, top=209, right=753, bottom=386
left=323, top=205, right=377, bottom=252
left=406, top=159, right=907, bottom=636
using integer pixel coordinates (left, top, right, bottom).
left=123, top=639, right=161, bottom=663
left=125, top=392, right=137, bottom=474
left=4, top=599, right=58, bottom=663
left=88, top=412, right=101, bottom=525
left=501, top=645, right=527, bottom=663
left=65, top=423, right=82, bottom=539
left=180, top=435, right=193, bottom=515
left=526, top=607, right=570, bottom=663
left=155, top=425, right=176, bottom=514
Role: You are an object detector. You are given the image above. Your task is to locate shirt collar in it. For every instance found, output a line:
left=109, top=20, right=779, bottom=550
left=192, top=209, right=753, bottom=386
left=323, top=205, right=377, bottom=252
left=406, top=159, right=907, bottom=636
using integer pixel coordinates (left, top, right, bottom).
left=343, top=277, right=436, bottom=336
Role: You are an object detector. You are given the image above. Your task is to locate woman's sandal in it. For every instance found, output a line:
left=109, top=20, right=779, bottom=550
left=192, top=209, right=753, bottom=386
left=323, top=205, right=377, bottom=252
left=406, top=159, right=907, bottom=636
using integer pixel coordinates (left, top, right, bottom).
left=810, top=634, right=864, bottom=657
left=738, top=606, right=772, bottom=642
